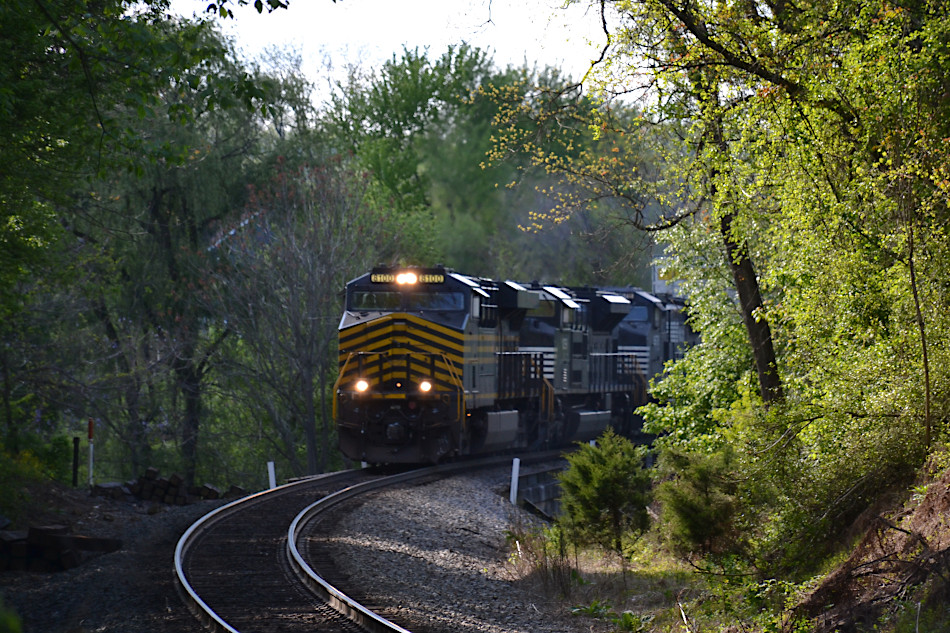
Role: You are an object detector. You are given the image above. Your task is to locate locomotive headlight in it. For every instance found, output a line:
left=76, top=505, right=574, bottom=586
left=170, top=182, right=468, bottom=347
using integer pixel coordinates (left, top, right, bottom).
left=419, top=380, right=432, bottom=393
left=355, top=379, right=369, bottom=392
left=396, top=271, right=418, bottom=285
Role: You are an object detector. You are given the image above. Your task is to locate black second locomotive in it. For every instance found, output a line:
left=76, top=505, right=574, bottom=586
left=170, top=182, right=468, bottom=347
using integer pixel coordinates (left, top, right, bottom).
left=334, top=266, right=691, bottom=464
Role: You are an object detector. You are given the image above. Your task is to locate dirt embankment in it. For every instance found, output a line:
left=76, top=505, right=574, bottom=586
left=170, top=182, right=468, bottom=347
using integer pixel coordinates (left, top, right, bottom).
left=797, top=460, right=950, bottom=632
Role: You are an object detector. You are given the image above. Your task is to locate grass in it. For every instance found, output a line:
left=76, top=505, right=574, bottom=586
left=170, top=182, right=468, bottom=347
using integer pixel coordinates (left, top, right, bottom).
left=503, top=517, right=699, bottom=632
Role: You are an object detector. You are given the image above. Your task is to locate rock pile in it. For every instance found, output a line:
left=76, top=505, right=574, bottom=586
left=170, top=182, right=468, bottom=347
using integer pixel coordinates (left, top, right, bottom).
left=0, top=524, right=122, bottom=572
left=92, top=467, right=246, bottom=506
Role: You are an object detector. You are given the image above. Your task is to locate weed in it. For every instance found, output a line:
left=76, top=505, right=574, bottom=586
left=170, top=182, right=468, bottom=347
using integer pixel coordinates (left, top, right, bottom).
left=611, top=610, right=653, bottom=632
left=571, top=599, right=612, bottom=618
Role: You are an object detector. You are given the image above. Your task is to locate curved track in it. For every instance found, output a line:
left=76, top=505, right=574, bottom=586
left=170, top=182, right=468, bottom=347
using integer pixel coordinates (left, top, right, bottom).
left=176, top=453, right=562, bottom=632
left=175, top=469, right=379, bottom=632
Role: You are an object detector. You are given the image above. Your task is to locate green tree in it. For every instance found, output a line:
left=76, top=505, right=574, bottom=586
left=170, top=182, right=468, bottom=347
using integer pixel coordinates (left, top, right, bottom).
left=213, top=158, right=384, bottom=475
left=329, top=48, right=652, bottom=283
left=325, top=45, right=499, bottom=267
left=0, top=2, right=245, bottom=303
left=557, top=429, right=652, bottom=563
left=489, top=44, right=784, bottom=404
left=0, top=3, right=282, bottom=468
left=485, top=75, right=662, bottom=284
left=655, top=449, right=738, bottom=557
left=1, top=25, right=290, bottom=485
left=560, top=0, right=950, bottom=573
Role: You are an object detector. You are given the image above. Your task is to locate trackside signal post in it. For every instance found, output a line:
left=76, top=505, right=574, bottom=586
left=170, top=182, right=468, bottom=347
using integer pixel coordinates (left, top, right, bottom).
left=88, top=418, right=94, bottom=488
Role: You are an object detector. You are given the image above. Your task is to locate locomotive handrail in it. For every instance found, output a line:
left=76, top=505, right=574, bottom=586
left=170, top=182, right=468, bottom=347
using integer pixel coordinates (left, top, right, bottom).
left=588, top=351, right=644, bottom=393
left=331, top=352, right=355, bottom=422
left=432, top=350, right=464, bottom=422
left=541, top=377, right=555, bottom=421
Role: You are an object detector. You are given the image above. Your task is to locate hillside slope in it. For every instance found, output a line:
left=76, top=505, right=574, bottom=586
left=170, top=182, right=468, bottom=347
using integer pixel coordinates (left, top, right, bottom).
left=796, top=459, right=950, bottom=631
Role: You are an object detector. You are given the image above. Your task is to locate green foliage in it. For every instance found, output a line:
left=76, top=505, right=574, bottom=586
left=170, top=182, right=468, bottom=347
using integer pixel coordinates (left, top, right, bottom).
left=325, top=45, right=535, bottom=274
left=504, top=520, right=579, bottom=596
left=885, top=599, right=950, bottom=633
left=484, top=75, right=665, bottom=282
left=327, top=45, right=490, bottom=214
left=0, top=1, right=249, bottom=305
left=571, top=599, right=612, bottom=618
left=655, top=449, right=739, bottom=558
left=0, top=447, right=47, bottom=523
left=639, top=227, right=753, bottom=451
left=15, top=434, right=72, bottom=484
left=1, top=6, right=346, bottom=489
left=680, top=566, right=802, bottom=633
left=611, top=610, right=653, bottom=632
left=328, top=48, right=652, bottom=283
left=558, top=429, right=652, bottom=559
left=211, top=157, right=383, bottom=476
left=478, top=0, right=950, bottom=626
left=561, top=0, right=950, bottom=577
left=0, top=597, right=21, bottom=633
left=571, top=600, right=654, bottom=632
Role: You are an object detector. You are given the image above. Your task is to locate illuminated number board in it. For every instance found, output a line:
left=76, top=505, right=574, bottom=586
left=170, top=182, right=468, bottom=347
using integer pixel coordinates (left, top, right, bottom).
left=370, top=272, right=445, bottom=283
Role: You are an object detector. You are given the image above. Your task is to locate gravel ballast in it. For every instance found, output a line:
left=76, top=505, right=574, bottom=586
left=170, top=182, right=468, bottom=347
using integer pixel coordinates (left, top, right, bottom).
left=0, top=495, right=224, bottom=633
left=319, top=470, right=608, bottom=633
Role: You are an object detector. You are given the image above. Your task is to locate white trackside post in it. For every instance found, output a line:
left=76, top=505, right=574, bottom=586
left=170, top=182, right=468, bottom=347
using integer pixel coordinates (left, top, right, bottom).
left=267, top=461, right=277, bottom=489
left=509, top=457, right=521, bottom=505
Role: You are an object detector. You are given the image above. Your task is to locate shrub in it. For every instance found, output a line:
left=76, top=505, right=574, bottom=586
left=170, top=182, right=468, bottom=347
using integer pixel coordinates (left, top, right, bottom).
left=655, top=448, right=738, bottom=557
left=557, top=429, right=653, bottom=561
left=0, top=597, right=22, bottom=633
left=0, top=448, right=47, bottom=523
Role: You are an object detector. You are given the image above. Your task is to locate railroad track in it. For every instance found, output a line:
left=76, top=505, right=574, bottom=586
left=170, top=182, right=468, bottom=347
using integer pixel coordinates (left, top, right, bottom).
left=175, top=468, right=378, bottom=633
left=175, top=453, right=563, bottom=633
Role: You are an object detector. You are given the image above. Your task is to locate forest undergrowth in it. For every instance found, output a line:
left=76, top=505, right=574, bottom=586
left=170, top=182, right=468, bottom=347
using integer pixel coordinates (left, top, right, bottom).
left=505, top=447, right=950, bottom=633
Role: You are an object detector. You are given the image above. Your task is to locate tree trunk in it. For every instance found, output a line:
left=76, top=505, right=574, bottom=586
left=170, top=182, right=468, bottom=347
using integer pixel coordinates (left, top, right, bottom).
left=302, top=362, right=319, bottom=475
left=906, top=223, right=932, bottom=446
left=318, top=361, right=331, bottom=473
left=720, top=212, right=785, bottom=404
left=708, top=115, right=784, bottom=405
left=175, top=348, right=202, bottom=487
left=2, top=345, right=16, bottom=453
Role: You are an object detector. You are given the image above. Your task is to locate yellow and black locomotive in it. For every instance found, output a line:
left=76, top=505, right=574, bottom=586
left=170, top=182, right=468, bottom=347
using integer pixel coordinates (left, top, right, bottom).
left=334, top=265, right=671, bottom=464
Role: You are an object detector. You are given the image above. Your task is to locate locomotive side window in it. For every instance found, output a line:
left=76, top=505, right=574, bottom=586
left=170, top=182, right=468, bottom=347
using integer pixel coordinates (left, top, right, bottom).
left=562, top=306, right=576, bottom=327
left=566, top=303, right=587, bottom=329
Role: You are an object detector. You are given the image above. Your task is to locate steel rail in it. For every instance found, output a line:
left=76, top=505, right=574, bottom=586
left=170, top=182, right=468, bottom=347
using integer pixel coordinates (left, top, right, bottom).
left=173, top=472, right=355, bottom=633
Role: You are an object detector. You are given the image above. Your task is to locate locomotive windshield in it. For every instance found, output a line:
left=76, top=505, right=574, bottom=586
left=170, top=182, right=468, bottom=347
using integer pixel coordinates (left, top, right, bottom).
left=350, top=289, right=466, bottom=312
